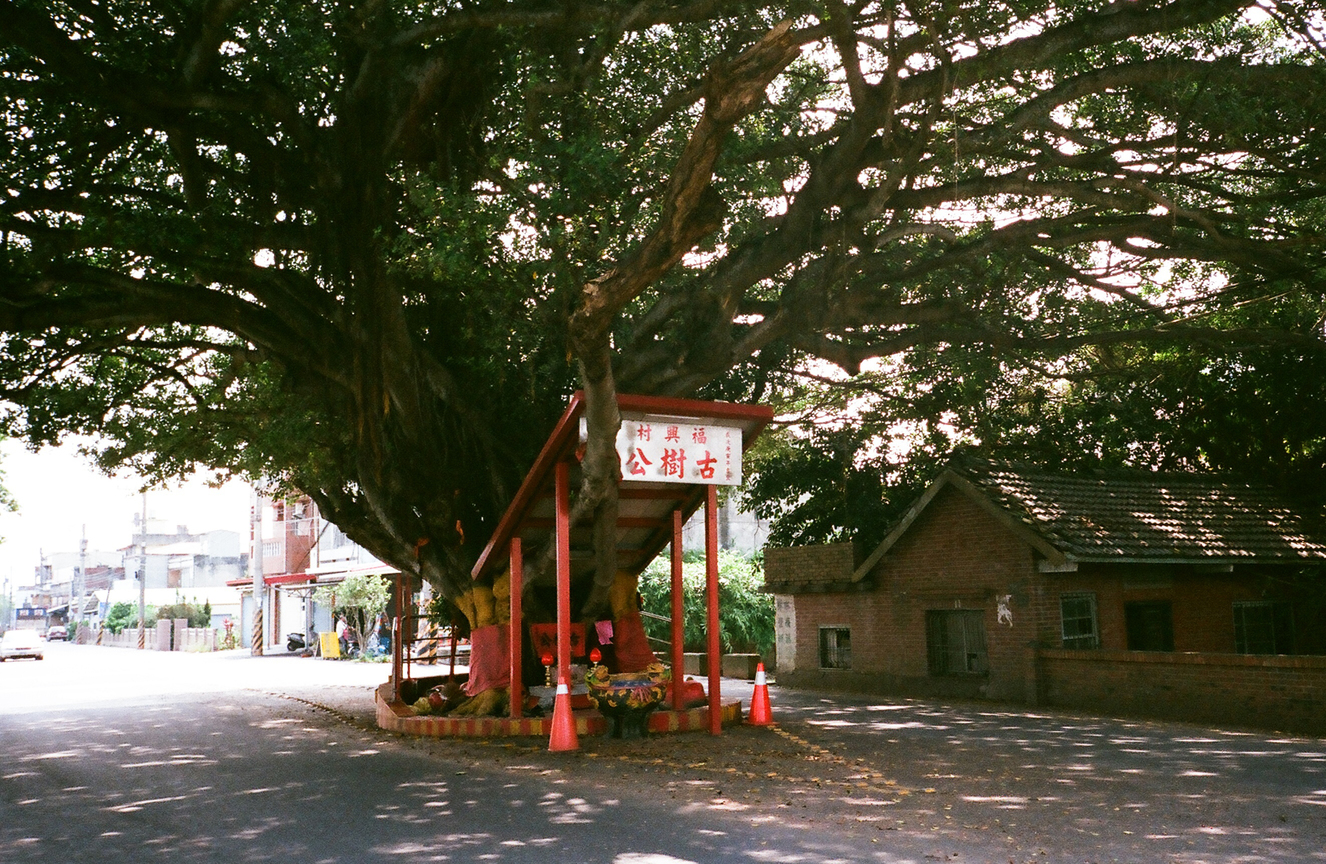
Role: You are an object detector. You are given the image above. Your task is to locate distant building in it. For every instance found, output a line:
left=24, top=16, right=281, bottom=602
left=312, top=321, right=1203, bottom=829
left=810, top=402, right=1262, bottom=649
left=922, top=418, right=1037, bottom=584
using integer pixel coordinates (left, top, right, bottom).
left=21, top=548, right=123, bottom=627
left=15, top=519, right=248, bottom=631
left=680, top=494, right=768, bottom=556
left=123, top=519, right=246, bottom=590
left=233, top=494, right=397, bottom=652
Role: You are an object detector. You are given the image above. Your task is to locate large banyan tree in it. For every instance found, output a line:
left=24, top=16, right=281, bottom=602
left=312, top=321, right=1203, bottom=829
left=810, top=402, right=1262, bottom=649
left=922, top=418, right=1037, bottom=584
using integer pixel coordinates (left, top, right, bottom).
left=3, top=1, right=1325, bottom=647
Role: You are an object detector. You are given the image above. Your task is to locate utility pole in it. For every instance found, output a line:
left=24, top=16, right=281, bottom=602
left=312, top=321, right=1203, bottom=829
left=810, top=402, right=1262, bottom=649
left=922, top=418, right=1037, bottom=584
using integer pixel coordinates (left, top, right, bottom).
left=138, top=493, right=147, bottom=649
left=305, top=504, right=316, bottom=649
left=76, top=526, right=87, bottom=628
left=252, top=491, right=265, bottom=656
left=38, top=549, right=48, bottom=629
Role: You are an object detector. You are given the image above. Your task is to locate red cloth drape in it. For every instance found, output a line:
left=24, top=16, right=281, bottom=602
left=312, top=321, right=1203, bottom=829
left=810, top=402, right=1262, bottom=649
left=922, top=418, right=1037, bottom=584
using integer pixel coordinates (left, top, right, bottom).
left=665, top=677, right=707, bottom=708
left=463, top=625, right=511, bottom=696
left=611, top=611, right=657, bottom=672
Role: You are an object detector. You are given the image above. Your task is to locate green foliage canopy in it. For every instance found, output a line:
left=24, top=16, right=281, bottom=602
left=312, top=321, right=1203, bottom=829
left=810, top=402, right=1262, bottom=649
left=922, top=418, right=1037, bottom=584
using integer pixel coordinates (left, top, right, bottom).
left=1, top=0, right=1324, bottom=605
left=155, top=599, right=213, bottom=629
left=746, top=291, right=1326, bottom=550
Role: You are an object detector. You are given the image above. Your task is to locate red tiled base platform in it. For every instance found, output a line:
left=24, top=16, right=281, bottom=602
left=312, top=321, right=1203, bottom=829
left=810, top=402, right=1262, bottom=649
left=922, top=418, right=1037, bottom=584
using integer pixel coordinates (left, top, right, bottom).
left=375, top=683, right=743, bottom=737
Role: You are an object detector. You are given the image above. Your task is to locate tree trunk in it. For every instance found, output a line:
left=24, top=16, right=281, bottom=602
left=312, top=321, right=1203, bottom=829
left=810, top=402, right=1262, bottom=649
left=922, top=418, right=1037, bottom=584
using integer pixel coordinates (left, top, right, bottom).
left=576, top=343, right=623, bottom=620
left=443, top=576, right=511, bottom=717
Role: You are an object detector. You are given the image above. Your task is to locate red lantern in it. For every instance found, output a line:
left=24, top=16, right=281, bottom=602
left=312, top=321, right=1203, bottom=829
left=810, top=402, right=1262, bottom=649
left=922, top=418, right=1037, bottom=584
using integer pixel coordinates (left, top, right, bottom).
left=541, top=653, right=554, bottom=667
left=589, top=647, right=602, bottom=664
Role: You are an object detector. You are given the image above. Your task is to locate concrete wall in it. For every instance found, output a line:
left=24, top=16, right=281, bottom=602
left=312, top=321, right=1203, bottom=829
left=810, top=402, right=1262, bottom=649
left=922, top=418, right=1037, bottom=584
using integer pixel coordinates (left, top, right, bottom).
left=99, top=629, right=150, bottom=648
left=681, top=495, right=769, bottom=555
left=174, top=625, right=218, bottom=651
left=774, top=595, right=797, bottom=673
left=97, top=626, right=218, bottom=650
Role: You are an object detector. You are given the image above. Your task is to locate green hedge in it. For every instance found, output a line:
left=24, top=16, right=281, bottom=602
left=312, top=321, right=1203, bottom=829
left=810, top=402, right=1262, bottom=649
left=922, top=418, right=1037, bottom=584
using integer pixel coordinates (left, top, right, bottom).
left=637, top=550, right=773, bottom=657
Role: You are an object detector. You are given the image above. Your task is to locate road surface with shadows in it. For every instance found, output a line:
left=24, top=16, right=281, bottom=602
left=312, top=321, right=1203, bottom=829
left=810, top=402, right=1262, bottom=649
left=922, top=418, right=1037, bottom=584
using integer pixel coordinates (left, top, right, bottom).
left=3, top=647, right=1323, bottom=864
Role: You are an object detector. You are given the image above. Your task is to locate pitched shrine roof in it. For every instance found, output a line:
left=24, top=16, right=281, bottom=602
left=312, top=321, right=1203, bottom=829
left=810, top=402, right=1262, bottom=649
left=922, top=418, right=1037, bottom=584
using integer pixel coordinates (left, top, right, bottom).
left=471, top=393, right=772, bottom=582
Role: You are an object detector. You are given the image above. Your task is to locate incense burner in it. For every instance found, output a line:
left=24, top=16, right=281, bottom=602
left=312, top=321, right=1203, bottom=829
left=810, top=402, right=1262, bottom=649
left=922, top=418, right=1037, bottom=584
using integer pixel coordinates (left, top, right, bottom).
left=585, top=662, right=669, bottom=738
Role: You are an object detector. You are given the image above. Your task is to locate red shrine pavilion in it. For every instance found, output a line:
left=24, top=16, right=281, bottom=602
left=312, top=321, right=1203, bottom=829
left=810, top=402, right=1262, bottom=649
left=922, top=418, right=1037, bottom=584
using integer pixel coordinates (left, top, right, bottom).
left=375, top=392, right=772, bottom=739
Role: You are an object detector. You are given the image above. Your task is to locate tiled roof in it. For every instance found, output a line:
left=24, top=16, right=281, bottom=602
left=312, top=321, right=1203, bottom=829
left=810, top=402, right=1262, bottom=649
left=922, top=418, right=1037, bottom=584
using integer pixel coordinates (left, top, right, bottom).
left=953, top=458, right=1326, bottom=562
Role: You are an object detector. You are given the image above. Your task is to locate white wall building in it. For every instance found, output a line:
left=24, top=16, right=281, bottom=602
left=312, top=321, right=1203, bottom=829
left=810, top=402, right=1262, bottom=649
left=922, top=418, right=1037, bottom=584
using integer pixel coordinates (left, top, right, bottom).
left=239, top=494, right=397, bottom=653
left=680, top=495, right=769, bottom=556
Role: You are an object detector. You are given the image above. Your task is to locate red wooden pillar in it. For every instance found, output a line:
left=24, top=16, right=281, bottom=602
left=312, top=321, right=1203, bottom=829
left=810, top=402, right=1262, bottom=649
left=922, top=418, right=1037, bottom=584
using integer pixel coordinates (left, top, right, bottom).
left=555, top=461, right=572, bottom=686
left=509, top=537, right=523, bottom=719
left=705, top=484, right=721, bottom=734
left=671, top=508, right=685, bottom=711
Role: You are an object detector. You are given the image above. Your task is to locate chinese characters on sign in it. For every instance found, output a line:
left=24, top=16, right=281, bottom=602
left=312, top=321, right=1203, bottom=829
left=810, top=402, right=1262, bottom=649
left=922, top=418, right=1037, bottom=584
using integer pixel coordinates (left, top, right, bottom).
left=617, top=416, right=743, bottom=485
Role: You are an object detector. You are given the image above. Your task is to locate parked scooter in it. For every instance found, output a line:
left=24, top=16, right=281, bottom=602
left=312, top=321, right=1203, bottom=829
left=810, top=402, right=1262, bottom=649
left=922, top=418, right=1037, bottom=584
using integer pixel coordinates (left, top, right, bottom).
left=287, top=631, right=309, bottom=652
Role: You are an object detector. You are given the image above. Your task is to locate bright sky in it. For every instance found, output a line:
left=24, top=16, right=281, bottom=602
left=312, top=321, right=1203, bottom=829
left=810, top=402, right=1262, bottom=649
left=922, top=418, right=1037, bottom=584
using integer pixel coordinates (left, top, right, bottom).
left=0, top=438, right=251, bottom=594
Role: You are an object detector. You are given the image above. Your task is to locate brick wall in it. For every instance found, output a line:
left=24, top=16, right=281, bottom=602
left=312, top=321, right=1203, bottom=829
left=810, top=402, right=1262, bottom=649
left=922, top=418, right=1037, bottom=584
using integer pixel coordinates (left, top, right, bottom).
left=873, top=487, right=1042, bottom=701
left=779, top=487, right=1046, bottom=700
left=284, top=519, right=317, bottom=575
left=774, top=483, right=1326, bottom=733
left=1038, top=648, right=1326, bottom=735
left=1046, top=566, right=1298, bottom=653
left=781, top=590, right=885, bottom=691
left=764, top=542, right=857, bottom=585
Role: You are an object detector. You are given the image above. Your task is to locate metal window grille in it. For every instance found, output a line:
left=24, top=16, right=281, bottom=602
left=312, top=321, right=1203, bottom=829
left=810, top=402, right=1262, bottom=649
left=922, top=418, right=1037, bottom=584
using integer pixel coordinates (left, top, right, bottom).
left=925, top=610, right=988, bottom=676
left=1233, top=601, right=1294, bottom=655
left=818, top=626, right=851, bottom=670
left=1059, top=592, right=1100, bottom=649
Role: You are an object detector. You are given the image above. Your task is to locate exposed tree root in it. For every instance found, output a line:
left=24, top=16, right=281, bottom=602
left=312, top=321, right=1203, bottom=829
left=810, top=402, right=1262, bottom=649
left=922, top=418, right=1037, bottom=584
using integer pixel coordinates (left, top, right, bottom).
left=448, top=687, right=508, bottom=717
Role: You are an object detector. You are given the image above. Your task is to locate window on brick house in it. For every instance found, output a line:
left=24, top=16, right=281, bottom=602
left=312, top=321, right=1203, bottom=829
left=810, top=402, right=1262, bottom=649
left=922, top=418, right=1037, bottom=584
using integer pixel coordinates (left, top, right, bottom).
left=926, top=610, right=988, bottom=675
left=1124, top=601, right=1173, bottom=651
left=1059, top=593, right=1099, bottom=649
left=818, top=627, right=851, bottom=669
left=1234, top=601, right=1294, bottom=655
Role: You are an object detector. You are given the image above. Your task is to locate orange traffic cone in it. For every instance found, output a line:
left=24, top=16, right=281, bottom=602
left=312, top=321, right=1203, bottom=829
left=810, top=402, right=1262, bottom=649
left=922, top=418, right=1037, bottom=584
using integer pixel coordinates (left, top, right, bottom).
left=747, top=662, right=773, bottom=726
left=548, top=676, right=580, bottom=752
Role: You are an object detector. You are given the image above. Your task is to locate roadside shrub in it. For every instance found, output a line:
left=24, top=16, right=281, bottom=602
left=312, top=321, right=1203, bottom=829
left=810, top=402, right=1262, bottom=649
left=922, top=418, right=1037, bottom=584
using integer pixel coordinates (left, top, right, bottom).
left=638, top=550, right=773, bottom=656
left=314, top=573, right=390, bottom=651
left=156, top=600, right=212, bottom=628
left=104, top=601, right=136, bottom=634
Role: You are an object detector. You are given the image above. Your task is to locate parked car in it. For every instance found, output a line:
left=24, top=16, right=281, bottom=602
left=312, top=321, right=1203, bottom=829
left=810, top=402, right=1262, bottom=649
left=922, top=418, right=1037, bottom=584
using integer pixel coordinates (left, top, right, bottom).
left=45, top=625, right=68, bottom=641
left=0, top=629, right=45, bottom=661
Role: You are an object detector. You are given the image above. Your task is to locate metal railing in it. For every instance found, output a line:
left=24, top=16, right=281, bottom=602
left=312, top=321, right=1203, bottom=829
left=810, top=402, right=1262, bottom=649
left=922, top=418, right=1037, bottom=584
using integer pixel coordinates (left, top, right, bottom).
left=398, top=614, right=469, bottom=682
left=640, top=610, right=673, bottom=653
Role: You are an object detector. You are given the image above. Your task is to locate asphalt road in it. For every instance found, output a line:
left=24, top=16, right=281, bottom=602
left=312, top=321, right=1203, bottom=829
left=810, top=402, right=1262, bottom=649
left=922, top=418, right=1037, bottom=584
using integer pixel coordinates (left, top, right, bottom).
left=2, top=642, right=1324, bottom=863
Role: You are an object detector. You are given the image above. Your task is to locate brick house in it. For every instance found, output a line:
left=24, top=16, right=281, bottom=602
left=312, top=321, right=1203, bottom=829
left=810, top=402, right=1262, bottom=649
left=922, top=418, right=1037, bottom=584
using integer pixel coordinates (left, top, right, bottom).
left=764, top=458, right=1326, bottom=734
